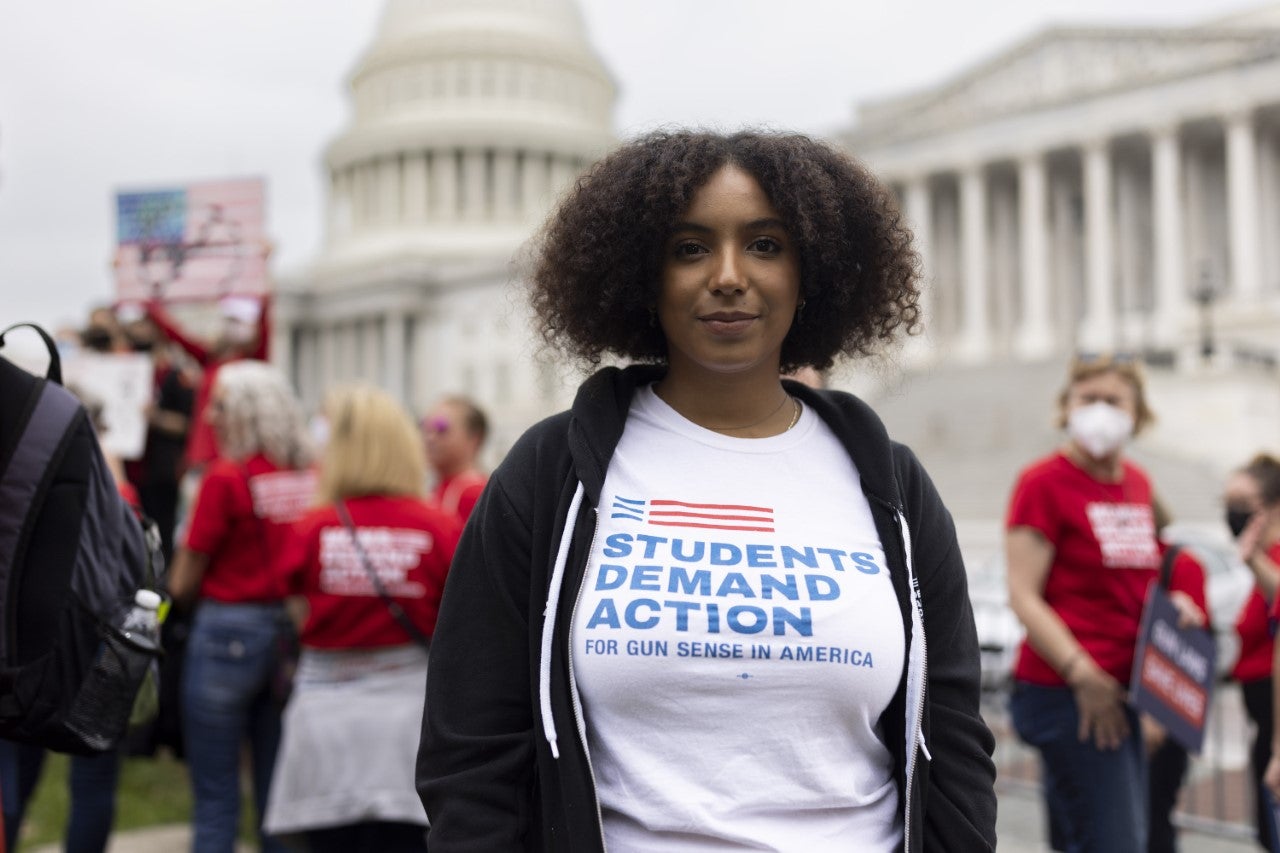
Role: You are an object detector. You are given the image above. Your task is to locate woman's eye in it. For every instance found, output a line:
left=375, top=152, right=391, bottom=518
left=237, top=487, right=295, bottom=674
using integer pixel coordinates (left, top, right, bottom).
left=674, top=242, right=706, bottom=257
left=750, top=237, right=781, bottom=253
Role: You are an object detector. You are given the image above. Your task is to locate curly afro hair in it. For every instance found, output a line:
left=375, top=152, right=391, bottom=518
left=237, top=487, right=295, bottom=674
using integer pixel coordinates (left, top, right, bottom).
left=528, top=129, right=921, bottom=372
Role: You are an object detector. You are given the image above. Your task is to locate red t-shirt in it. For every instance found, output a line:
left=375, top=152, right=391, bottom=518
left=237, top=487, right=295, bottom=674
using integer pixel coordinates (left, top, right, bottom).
left=1007, top=452, right=1163, bottom=686
left=1247, top=542, right=1280, bottom=682
left=432, top=470, right=487, bottom=525
left=184, top=454, right=317, bottom=603
left=278, top=494, right=461, bottom=649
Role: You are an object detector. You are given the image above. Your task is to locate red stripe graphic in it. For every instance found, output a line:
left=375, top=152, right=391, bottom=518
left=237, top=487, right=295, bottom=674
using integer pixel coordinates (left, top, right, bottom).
left=647, top=499, right=774, bottom=532
left=651, top=500, right=772, bottom=513
left=649, top=520, right=775, bottom=532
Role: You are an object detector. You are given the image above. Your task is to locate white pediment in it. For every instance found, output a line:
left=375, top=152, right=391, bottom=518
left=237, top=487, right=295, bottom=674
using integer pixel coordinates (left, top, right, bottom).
left=852, top=26, right=1280, bottom=142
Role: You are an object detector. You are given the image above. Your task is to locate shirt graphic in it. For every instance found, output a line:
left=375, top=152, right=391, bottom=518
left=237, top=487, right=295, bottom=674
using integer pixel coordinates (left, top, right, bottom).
left=318, top=526, right=432, bottom=598
left=611, top=496, right=775, bottom=532
left=1085, top=501, right=1159, bottom=569
left=572, top=386, right=905, bottom=850
left=248, top=469, right=317, bottom=523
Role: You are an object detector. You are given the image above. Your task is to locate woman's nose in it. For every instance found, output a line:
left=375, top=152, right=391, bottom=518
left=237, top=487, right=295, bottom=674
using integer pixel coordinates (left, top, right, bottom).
left=710, top=250, right=745, bottom=294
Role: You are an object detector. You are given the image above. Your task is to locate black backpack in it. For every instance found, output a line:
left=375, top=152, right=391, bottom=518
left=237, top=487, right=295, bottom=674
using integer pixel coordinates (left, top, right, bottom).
left=0, top=323, right=162, bottom=754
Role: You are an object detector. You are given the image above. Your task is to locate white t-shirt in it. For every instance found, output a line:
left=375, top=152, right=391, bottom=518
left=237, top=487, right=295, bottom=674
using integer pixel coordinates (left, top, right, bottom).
left=572, top=386, right=906, bottom=851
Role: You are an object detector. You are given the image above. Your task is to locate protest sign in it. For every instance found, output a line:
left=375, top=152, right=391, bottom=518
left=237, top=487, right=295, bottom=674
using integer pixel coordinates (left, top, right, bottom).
left=1129, top=580, right=1216, bottom=753
left=113, top=177, right=268, bottom=303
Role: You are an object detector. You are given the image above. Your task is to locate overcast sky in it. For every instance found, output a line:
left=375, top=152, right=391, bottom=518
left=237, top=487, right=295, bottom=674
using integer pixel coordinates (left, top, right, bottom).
left=0, top=0, right=1257, bottom=336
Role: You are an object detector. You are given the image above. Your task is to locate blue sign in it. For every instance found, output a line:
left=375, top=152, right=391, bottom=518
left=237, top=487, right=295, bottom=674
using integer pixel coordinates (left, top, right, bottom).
left=1129, top=583, right=1216, bottom=753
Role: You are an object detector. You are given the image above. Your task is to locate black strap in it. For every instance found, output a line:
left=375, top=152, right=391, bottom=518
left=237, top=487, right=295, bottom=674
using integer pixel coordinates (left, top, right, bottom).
left=335, top=501, right=431, bottom=651
left=1159, top=543, right=1183, bottom=590
left=0, top=323, right=63, bottom=384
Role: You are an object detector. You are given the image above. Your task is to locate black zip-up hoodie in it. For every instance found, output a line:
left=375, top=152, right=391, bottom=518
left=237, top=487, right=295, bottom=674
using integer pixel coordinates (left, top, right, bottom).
left=419, top=365, right=997, bottom=852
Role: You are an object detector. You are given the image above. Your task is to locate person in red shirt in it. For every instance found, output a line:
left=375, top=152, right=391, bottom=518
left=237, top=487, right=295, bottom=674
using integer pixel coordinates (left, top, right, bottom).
left=264, top=384, right=460, bottom=853
left=144, top=294, right=270, bottom=474
left=1005, top=354, right=1204, bottom=853
left=167, top=360, right=315, bottom=853
left=1228, top=454, right=1280, bottom=851
left=422, top=395, right=488, bottom=524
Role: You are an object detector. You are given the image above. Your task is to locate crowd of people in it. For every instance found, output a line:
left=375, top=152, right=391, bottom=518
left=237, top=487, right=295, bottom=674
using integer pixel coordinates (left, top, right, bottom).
left=1, top=296, right=490, bottom=851
left=1005, top=353, right=1280, bottom=853
left=2, top=126, right=1278, bottom=853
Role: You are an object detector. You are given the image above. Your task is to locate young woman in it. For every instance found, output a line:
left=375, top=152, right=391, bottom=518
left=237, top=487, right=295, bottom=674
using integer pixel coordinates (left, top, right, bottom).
left=167, top=360, right=316, bottom=853
left=1006, top=355, right=1204, bottom=853
left=263, top=385, right=461, bottom=853
left=417, top=130, right=997, bottom=851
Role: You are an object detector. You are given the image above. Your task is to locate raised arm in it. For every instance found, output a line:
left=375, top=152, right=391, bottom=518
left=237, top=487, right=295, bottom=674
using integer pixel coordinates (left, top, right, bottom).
left=144, top=300, right=212, bottom=365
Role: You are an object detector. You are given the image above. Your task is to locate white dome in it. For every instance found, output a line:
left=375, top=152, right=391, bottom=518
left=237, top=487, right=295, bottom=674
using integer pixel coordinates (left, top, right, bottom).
left=316, top=0, right=617, bottom=271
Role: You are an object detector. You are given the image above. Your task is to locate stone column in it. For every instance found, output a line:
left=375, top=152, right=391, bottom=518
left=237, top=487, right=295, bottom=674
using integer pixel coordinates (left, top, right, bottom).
left=350, top=165, right=367, bottom=230
left=550, top=156, right=578, bottom=206
left=493, top=150, right=518, bottom=220
left=521, top=151, right=548, bottom=220
left=958, top=164, right=990, bottom=362
left=319, top=322, right=337, bottom=393
left=462, top=149, right=488, bottom=220
left=1151, top=125, right=1185, bottom=347
left=1081, top=139, right=1116, bottom=351
left=403, top=152, right=428, bottom=223
left=1016, top=153, right=1054, bottom=358
left=379, top=157, right=401, bottom=225
left=902, top=177, right=933, bottom=357
left=383, top=309, right=407, bottom=404
left=1226, top=108, right=1261, bottom=301
left=430, top=149, right=458, bottom=220
left=362, top=317, right=382, bottom=384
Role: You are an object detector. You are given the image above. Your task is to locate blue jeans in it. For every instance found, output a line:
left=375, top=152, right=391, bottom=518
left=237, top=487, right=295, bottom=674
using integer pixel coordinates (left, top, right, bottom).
left=1010, top=682, right=1147, bottom=853
left=182, top=601, right=289, bottom=853
left=0, top=739, right=121, bottom=853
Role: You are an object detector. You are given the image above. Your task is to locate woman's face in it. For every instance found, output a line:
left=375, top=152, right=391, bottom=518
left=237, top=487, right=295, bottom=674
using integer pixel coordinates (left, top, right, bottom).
left=657, top=165, right=800, bottom=383
left=1223, top=471, right=1262, bottom=516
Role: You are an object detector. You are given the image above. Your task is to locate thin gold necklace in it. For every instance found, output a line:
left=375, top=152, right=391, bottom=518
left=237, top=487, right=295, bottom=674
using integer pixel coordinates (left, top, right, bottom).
left=784, top=397, right=801, bottom=431
left=707, top=394, right=795, bottom=433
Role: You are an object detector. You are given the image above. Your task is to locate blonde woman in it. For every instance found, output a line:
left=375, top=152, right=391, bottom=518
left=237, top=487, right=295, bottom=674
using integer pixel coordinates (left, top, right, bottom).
left=168, top=360, right=316, bottom=853
left=265, top=385, right=461, bottom=853
left=1005, top=354, right=1204, bottom=852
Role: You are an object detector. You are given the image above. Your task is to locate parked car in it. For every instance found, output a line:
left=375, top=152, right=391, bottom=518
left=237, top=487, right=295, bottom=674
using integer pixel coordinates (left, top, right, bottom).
left=968, top=524, right=1251, bottom=692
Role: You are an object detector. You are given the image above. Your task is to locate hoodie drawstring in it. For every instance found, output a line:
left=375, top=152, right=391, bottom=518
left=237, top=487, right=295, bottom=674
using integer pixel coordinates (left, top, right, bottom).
left=539, top=481, right=584, bottom=760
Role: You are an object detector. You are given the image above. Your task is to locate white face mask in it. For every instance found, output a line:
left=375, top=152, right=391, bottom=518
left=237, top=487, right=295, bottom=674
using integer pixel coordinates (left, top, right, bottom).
left=1067, top=402, right=1134, bottom=460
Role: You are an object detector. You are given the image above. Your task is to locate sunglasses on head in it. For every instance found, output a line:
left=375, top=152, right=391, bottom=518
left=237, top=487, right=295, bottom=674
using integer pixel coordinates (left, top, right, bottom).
left=1074, top=350, right=1137, bottom=366
left=424, top=416, right=451, bottom=435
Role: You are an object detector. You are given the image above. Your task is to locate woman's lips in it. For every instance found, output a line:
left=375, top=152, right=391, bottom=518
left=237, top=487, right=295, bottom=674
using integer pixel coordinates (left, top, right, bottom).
left=700, top=312, right=757, bottom=335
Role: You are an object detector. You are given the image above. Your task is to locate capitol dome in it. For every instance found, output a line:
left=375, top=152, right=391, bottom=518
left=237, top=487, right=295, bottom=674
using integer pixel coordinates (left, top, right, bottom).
left=316, top=0, right=617, bottom=277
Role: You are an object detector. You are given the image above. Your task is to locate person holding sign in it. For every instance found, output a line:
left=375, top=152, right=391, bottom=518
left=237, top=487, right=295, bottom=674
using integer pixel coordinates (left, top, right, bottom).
left=1234, top=455, right=1280, bottom=847
left=416, top=130, right=997, bottom=851
left=1006, top=354, right=1205, bottom=853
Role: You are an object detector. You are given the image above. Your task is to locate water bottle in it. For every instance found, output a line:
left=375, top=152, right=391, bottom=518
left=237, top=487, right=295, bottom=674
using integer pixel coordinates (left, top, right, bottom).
left=65, top=589, right=163, bottom=751
left=121, top=590, right=161, bottom=648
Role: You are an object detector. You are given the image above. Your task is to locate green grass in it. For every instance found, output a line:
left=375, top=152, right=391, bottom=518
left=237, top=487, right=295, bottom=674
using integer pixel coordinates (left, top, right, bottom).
left=14, top=750, right=256, bottom=850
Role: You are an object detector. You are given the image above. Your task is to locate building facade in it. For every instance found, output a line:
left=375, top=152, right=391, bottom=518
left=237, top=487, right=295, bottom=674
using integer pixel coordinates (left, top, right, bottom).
left=273, top=0, right=615, bottom=457
left=842, top=10, right=1280, bottom=369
